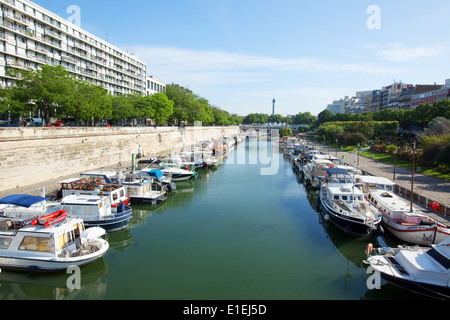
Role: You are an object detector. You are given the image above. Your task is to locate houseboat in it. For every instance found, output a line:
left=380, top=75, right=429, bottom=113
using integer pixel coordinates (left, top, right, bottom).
left=319, top=168, right=382, bottom=236
left=359, top=175, right=450, bottom=246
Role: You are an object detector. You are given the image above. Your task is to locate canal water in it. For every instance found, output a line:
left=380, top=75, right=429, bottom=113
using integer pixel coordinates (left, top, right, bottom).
left=0, top=139, right=423, bottom=300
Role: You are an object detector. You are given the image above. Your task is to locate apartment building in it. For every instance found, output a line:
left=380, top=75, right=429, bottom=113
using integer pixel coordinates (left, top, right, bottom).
left=0, top=0, right=146, bottom=96
left=146, top=75, right=166, bottom=96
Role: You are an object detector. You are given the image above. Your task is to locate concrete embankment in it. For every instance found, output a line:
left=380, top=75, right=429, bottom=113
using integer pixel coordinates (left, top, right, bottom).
left=0, top=125, right=240, bottom=196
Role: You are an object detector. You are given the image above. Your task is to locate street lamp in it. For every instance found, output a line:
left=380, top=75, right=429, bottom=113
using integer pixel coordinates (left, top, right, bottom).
left=335, top=138, right=338, bottom=157
left=393, top=148, right=398, bottom=180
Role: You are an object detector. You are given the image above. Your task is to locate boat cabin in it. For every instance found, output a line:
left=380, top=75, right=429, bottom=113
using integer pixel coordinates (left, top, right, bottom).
left=0, top=215, right=85, bottom=252
left=60, top=171, right=128, bottom=207
left=323, top=168, right=365, bottom=204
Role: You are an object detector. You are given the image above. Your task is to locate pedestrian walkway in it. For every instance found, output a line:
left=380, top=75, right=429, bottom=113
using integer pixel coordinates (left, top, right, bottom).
left=312, top=142, right=450, bottom=223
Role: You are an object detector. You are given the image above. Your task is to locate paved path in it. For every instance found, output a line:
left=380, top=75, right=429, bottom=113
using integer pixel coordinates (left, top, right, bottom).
left=311, top=141, right=450, bottom=224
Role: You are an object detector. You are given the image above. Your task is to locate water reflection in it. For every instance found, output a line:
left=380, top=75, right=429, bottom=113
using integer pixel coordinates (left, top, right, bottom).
left=0, top=259, right=109, bottom=300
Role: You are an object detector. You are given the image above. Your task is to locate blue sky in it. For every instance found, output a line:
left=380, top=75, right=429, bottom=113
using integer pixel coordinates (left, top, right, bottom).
left=34, top=0, right=450, bottom=116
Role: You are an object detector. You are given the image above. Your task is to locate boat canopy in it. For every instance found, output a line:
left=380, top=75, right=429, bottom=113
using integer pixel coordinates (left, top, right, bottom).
left=0, top=194, right=49, bottom=208
left=148, top=169, right=164, bottom=179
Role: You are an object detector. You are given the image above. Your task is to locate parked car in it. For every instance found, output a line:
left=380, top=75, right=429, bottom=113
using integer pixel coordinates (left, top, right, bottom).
left=47, top=120, right=63, bottom=127
left=0, top=121, right=21, bottom=127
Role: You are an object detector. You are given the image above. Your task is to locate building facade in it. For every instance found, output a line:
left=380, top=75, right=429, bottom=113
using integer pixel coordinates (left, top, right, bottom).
left=146, top=75, right=166, bottom=96
left=411, top=86, right=450, bottom=109
left=0, top=0, right=147, bottom=96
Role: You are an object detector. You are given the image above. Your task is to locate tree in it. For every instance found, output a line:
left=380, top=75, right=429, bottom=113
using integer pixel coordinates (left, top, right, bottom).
left=165, top=83, right=195, bottom=125
left=425, top=117, right=450, bottom=136
left=317, top=109, right=334, bottom=125
left=65, top=79, right=111, bottom=125
left=292, top=112, right=316, bottom=125
left=6, top=65, right=72, bottom=125
left=211, top=106, right=230, bottom=126
left=111, top=94, right=135, bottom=124
left=150, top=93, right=174, bottom=125
left=268, top=114, right=284, bottom=124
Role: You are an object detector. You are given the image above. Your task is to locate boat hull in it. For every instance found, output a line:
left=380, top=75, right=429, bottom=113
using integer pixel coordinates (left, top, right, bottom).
left=320, top=197, right=381, bottom=237
left=83, top=206, right=132, bottom=232
left=382, top=215, right=450, bottom=246
left=0, top=240, right=109, bottom=272
left=130, top=195, right=166, bottom=205
left=379, top=270, right=450, bottom=300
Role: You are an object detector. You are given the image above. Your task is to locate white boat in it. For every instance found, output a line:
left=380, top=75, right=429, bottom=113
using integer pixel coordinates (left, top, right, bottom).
left=121, top=173, right=167, bottom=205
left=319, top=168, right=382, bottom=236
left=360, top=175, right=450, bottom=246
left=59, top=171, right=129, bottom=207
left=364, top=238, right=450, bottom=299
left=0, top=213, right=108, bottom=272
left=303, top=158, right=335, bottom=188
left=137, top=159, right=197, bottom=181
left=135, top=169, right=176, bottom=192
left=0, top=193, right=132, bottom=232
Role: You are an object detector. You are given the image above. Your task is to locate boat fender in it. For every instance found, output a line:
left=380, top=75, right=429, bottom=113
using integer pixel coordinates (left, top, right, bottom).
left=365, top=243, right=373, bottom=256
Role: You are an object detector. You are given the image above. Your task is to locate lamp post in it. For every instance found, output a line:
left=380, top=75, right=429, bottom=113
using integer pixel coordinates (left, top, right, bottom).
left=335, top=138, right=338, bottom=157
left=410, top=141, right=416, bottom=213
left=393, top=148, right=397, bottom=180
left=357, top=143, right=360, bottom=167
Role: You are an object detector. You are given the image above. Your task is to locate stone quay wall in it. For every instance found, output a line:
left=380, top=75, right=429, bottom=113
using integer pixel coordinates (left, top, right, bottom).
left=0, top=126, right=240, bottom=193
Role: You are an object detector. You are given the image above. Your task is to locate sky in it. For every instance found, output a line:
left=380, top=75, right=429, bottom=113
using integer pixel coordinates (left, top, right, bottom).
left=33, top=0, right=450, bottom=116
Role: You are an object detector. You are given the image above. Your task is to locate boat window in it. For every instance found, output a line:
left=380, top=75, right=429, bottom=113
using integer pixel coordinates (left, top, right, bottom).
left=112, top=192, right=118, bottom=201
left=342, top=196, right=348, bottom=201
left=426, top=248, right=450, bottom=269
left=0, top=237, right=12, bottom=249
left=19, top=236, right=53, bottom=252
left=386, top=185, right=393, bottom=191
left=333, top=195, right=339, bottom=200
left=56, top=230, right=76, bottom=251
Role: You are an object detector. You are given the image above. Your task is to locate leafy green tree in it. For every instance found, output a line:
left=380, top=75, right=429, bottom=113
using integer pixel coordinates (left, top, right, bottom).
left=65, top=79, right=111, bottom=125
left=5, top=65, right=71, bottom=125
left=150, top=93, right=174, bottom=125
left=317, top=109, right=334, bottom=125
left=165, top=83, right=195, bottom=125
left=211, top=106, right=230, bottom=126
left=268, top=114, right=284, bottom=124
left=292, top=112, right=316, bottom=125
left=111, top=94, right=135, bottom=124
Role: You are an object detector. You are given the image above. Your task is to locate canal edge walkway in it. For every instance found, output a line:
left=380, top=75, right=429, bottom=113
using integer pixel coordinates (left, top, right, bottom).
left=310, top=141, right=450, bottom=225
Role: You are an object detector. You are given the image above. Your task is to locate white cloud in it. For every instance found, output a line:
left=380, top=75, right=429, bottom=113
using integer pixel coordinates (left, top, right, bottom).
left=369, top=43, right=446, bottom=62
left=129, top=46, right=395, bottom=86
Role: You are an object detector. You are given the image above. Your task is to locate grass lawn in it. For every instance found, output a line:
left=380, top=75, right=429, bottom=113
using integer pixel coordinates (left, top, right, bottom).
left=325, top=142, right=450, bottom=181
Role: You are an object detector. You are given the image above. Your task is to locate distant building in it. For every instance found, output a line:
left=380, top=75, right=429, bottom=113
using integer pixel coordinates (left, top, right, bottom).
left=146, top=76, right=166, bottom=96
left=411, top=85, right=450, bottom=108
left=398, top=85, right=442, bottom=110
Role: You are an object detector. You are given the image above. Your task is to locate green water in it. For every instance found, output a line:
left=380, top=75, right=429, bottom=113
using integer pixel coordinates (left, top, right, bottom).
left=0, top=140, right=421, bottom=300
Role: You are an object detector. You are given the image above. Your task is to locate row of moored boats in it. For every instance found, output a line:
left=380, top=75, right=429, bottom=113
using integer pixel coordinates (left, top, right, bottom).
left=0, top=138, right=236, bottom=272
left=283, top=137, right=450, bottom=299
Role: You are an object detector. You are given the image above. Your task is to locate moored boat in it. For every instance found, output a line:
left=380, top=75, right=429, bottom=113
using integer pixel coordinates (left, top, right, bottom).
left=303, top=158, right=335, bottom=188
left=59, top=171, right=129, bottom=207
left=319, top=168, right=382, bottom=236
left=0, top=193, right=132, bottom=232
left=0, top=214, right=108, bottom=272
left=121, top=173, right=167, bottom=205
left=359, top=175, right=450, bottom=246
left=137, top=158, right=197, bottom=181
left=363, top=238, right=450, bottom=299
